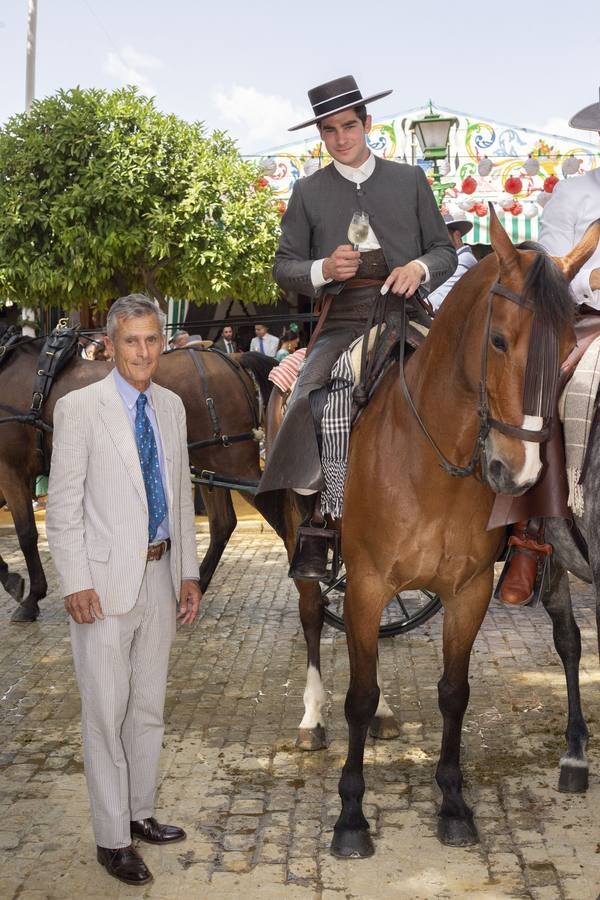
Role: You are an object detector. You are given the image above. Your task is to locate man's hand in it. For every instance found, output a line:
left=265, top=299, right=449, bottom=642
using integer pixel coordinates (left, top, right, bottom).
left=382, top=261, right=425, bottom=298
left=64, top=589, right=104, bottom=624
left=590, top=267, right=600, bottom=291
left=322, top=244, right=360, bottom=281
left=177, top=579, right=202, bottom=625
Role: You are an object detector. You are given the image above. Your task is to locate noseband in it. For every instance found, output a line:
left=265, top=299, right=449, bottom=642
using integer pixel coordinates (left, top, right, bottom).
left=399, top=278, right=560, bottom=478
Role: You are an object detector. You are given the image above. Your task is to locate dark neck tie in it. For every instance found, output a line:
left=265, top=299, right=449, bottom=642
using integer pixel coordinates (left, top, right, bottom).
left=226, top=341, right=231, bottom=353
left=135, top=393, right=167, bottom=542
left=259, top=336, right=265, bottom=353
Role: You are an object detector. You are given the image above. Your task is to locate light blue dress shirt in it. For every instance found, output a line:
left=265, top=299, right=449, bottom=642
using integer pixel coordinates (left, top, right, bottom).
left=113, top=368, right=170, bottom=541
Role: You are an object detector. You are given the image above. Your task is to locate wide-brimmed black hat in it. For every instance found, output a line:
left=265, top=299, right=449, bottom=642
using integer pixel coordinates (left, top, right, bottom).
left=443, top=214, right=472, bottom=237
left=569, top=88, right=600, bottom=130
left=289, top=75, right=392, bottom=132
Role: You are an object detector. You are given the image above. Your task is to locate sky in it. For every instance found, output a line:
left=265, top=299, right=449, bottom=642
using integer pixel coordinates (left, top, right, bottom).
left=1, top=0, right=599, bottom=155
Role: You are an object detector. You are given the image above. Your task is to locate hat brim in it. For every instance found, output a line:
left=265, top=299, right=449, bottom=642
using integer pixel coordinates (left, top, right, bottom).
left=569, top=102, right=600, bottom=130
left=289, top=89, right=393, bottom=132
left=448, top=220, right=473, bottom=237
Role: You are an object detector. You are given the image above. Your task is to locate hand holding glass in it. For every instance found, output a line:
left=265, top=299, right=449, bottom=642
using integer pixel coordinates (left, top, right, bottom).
left=348, top=211, right=369, bottom=251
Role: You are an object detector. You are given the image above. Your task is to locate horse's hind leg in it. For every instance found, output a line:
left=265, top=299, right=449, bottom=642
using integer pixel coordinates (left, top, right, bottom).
left=541, top=565, right=589, bottom=793
left=436, top=584, right=490, bottom=847
left=331, top=578, right=384, bottom=858
left=0, top=491, right=26, bottom=603
left=296, top=579, right=328, bottom=750
left=0, top=474, right=47, bottom=622
left=197, top=486, right=237, bottom=593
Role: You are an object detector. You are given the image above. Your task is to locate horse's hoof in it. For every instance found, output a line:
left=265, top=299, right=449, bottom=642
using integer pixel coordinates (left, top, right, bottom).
left=296, top=725, right=328, bottom=751
left=559, top=760, right=589, bottom=793
left=330, top=827, right=374, bottom=859
left=4, top=573, right=25, bottom=604
left=438, top=815, right=479, bottom=846
left=10, top=603, right=39, bottom=623
left=369, top=715, right=400, bottom=740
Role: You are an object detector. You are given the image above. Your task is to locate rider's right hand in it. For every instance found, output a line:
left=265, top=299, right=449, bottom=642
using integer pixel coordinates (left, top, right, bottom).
left=323, top=245, right=360, bottom=281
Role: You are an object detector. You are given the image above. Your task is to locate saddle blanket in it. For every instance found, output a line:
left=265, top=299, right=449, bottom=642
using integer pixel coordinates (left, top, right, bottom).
left=559, top=334, right=600, bottom=516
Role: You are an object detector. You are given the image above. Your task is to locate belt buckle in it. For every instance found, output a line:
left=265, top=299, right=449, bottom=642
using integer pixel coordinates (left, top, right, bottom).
left=147, top=539, right=166, bottom=562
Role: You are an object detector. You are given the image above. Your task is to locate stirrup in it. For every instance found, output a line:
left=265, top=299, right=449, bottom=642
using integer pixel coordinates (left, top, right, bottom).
left=493, top=542, right=552, bottom=608
left=288, top=523, right=340, bottom=583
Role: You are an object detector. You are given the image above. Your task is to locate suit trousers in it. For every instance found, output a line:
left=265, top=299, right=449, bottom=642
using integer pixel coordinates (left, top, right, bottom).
left=70, top=552, right=176, bottom=848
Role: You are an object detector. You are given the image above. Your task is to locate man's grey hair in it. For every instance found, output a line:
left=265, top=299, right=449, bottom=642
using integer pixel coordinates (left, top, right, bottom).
left=106, top=294, right=167, bottom=339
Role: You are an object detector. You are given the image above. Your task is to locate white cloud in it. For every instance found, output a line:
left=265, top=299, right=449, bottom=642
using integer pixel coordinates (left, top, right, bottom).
left=213, top=85, right=308, bottom=150
left=105, top=46, right=162, bottom=97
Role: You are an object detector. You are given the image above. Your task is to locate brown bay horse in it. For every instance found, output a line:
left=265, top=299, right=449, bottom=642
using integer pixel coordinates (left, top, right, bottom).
left=268, top=208, right=600, bottom=855
left=0, top=344, right=270, bottom=622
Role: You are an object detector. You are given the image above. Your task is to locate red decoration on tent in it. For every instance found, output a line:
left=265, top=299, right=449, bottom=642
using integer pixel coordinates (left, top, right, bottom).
left=256, top=177, right=269, bottom=189
left=461, top=176, right=477, bottom=195
left=504, top=175, right=523, bottom=195
left=509, top=201, right=523, bottom=216
left=276, top=199, right=287, bottom=216
left=474, top=202, right=488, bottom=217
left=543, top=175, right=559, bottom=193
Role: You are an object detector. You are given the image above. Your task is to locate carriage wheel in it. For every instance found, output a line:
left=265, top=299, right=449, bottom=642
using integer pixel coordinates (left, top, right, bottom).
left=321, top=567, right=441, bottom=638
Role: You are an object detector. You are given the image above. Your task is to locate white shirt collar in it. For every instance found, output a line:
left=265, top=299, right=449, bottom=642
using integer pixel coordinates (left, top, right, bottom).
left=333, top=152, right=376, bottom=186
left=113, top=367, right=155, bottom=410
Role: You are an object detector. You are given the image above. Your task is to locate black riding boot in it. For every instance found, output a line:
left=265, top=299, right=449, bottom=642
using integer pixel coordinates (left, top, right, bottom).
left=288, top=493, right=330, bottom=581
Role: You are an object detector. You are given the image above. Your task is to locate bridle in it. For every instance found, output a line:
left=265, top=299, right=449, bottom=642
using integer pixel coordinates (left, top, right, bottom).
left=398, top=278, right=560, bottom=478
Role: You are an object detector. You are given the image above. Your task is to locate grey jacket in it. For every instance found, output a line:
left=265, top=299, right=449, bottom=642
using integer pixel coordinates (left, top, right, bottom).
left=273, top=156, right=457, bottom=297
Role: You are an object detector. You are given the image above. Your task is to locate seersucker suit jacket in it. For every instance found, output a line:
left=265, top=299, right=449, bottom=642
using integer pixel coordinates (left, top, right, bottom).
left=539, top=167, right=600, bottom=309
left=46, top=370, right=198, bottom=615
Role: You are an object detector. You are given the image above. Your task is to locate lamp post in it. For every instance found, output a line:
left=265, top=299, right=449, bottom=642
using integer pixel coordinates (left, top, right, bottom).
left=408, top=102, right=458, bottom=208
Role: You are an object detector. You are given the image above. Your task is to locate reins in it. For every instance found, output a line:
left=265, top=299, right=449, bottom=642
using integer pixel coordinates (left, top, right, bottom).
left=398, top=277, right=558, bottom=478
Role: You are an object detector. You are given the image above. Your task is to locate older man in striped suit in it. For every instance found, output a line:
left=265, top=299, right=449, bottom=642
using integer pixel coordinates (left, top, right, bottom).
left=47, top=295, right=201, bottom=886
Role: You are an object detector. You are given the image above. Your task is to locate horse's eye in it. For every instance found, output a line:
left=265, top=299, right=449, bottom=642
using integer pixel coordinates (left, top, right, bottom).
left=491, top=332, right=508, bottom=353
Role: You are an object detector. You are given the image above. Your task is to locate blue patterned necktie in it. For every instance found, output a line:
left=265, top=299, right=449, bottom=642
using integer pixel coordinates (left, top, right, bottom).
left=135, top=393, right=167, bottom=542
left=259, top=336, right=265, bottom=353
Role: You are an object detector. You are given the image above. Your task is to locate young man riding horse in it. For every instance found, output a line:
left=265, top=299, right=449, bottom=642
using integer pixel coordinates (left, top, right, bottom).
left=498, top=88, right=600, bottom=606
left=255, top=75, right=457, bottom=576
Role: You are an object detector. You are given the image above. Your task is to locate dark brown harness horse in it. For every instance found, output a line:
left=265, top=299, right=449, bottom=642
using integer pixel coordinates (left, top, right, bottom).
left=268, top=209, right=600, bottom=854
left=0, top=340, right=270, bottom=622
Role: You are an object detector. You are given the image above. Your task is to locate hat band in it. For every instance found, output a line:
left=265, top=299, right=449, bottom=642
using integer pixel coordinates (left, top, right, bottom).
left=312, top=89, right=363, bottom=117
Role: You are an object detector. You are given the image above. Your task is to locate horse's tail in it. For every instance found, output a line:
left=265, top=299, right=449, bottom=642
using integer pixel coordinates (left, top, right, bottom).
left=239, top=351, right=278, bottom=407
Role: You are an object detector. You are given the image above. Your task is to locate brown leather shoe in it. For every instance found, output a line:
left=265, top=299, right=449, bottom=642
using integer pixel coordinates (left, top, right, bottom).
left=499, top=547, right=538, bottom=605
left=96, top=844, right=153, bottom=885
left=131, top=816, right=186, bottom=844
left=288, top=532, right=329, bottom=580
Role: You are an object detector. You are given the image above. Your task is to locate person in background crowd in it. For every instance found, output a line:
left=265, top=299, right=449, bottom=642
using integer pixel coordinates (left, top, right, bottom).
left=46, top=294, right=201, bottom=886
left=169, top=330, right=190, bottom=349
left=427, top=215, right=478, bottom=311
left=276, top=326, right=301, bottom=361
left=213, top=325, right=238, bottom=354
left=250, top=323, right=279, bottom=357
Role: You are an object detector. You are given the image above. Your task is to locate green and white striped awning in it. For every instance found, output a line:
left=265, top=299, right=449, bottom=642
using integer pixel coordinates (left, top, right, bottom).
left=464, top=212, right=539, bottom=246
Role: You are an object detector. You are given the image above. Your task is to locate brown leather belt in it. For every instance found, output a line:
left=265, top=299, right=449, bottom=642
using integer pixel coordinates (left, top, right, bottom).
left=307, top=278, right=388, bottom=357
left=147, top=539, right=171, bottom=561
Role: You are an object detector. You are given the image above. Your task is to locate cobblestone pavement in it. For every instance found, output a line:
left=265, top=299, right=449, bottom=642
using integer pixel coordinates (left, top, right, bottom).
left=2, top=526, right=600, bottom=899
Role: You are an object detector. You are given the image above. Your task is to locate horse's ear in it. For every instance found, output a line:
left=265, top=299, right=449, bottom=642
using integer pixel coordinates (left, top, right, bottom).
left=554, top=218, right=600, bottom=281
left=489, top=202, right=519, bottom=272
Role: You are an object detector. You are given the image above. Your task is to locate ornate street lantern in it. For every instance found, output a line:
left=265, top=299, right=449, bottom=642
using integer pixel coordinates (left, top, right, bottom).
left=407, top=103, right=458, bottom=207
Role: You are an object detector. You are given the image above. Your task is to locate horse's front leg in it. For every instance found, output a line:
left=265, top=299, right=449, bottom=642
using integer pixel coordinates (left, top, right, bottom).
left=436, top=579, right=491, bottom=846
left=541, top=564, right=589, bottom=792
left=197, top=486, right=237, bottom=593
left=1, top=472, right=47, bottom=622
left=296, top=579, right=328, bottom=750
left=331, top=577, right=384, bottom=858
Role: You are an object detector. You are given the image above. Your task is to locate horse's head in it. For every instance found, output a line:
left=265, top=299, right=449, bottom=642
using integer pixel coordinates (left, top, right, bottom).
left=474, top=206, right=600, bottom=495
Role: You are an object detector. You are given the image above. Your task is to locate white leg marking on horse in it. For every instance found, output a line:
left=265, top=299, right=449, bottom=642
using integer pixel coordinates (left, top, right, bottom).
left=516, top=414, right=543, bottom=486
left=375, top=660, right=394, bottom=719
left=299, top=664, right=326, bottom=729
left=560, top=755, right=588, bottom=768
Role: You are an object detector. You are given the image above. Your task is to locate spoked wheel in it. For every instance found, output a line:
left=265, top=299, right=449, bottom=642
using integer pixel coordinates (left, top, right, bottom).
left=321, top=566, right=442, bottom=638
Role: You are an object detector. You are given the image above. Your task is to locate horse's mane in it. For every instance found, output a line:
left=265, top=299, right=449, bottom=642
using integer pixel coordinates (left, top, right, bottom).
left=239, top=350, right=278, bottom=407
left=517, top=241, right=574, bottom=333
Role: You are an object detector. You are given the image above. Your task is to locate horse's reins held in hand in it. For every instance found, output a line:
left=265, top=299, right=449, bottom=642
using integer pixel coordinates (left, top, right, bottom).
left=398, top=279, right=559, bottom=478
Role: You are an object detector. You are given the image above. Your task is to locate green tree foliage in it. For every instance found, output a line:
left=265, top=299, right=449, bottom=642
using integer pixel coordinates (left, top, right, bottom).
left=0, top=87, right=280, bottom=309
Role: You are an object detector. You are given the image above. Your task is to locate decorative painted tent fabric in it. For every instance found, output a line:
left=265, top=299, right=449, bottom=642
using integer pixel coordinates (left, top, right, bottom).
left=257, top=105, right=600, bottom=245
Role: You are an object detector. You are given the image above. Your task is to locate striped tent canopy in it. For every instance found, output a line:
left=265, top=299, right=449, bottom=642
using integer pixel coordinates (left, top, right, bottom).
left=255, top=103, right=599, bottom=246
